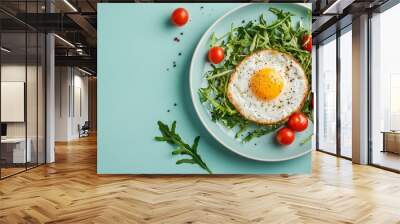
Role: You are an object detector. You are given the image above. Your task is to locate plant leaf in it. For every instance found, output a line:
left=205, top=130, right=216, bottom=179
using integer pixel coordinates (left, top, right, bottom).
left=191, top=136, right=200, bottom=153
left=155, top=121, right=212, bottom=174
left=176, top=159, right=196, bottom=165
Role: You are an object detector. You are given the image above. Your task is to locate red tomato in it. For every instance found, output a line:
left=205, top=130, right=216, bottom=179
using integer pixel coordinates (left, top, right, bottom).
left=276, top=127, right=295, bottom=145
left=302, top=34, right=312, bottom=52
left=288, top=112, right=308, bottom=132
left=171, top=8, right=189, bottom=27
left=208, top=47, right=225, bottom=64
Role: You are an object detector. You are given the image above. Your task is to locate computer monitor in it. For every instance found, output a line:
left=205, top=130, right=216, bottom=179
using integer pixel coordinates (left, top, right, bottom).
left=1, top=123, right=7, bottom=137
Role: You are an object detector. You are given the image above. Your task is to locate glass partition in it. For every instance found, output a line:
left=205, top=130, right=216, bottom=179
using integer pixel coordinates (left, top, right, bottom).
left=0, top=2, right=46, bottom=179
left=370, top=4, right=400, bottom=171
left=339, top=27, right=352, bottom=158
left=27, top=31, right=38, bottom=169
left=317, top=35, right=337, bottom=155
left=38, top=32, right=46, bottom=165
left=0, top=31, right=28, bottom=177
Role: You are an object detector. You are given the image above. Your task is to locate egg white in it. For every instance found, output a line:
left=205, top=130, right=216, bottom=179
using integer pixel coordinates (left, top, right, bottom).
left=227, top=50, right=309, bottom=124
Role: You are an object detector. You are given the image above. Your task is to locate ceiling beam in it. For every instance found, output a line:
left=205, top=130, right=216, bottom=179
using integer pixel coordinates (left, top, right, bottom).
left=312, top=15, right=335, bottom=33
left=55, top=55, right=96, bottom=70
left=67, top=13, right=97, bottom=46
left=322, top=0, right=356, bottom=14
left=10, top=13, right=83, bottom=32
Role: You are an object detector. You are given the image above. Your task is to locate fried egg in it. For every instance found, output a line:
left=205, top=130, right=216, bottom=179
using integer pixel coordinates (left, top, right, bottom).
left=227, top=50, right=308, bottom=124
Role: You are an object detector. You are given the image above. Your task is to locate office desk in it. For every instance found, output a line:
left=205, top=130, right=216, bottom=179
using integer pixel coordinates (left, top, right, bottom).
left=382, top=131, right=400, bottom=154
left=1, top=138, right=32, bottom=163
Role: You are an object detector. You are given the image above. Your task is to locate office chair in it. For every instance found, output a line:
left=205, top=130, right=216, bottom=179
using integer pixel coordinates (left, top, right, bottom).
left=79, top=121, right=90, bottom=138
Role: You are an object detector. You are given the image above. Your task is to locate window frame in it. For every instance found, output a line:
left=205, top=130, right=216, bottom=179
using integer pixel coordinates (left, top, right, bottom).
left=315, top=24, right=353, bottom=161
left=367, top=1, right=400, bottom=173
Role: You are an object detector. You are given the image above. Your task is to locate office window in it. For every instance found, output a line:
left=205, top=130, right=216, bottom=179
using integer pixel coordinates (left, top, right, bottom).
left=371, top=3, right=400, bottom=171
left=340, top=28, right=352, bottom=158
left=317, top=36, right=337, bottom=154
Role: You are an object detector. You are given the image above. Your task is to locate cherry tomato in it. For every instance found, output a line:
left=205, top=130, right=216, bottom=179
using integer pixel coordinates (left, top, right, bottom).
left=288, top=112, right=308, bottom=132
left=208, top=46, right=225, bottom=64
left=276, top=127, right=295, bottom=145
left=171, top=8, right=189, bottom=27
left=302, top=34, right=312, bottom=52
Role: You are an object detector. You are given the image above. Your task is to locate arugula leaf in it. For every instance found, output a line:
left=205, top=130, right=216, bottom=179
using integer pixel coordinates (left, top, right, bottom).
left=301, top=91, right=313, bottom=122
left=243, top=123, right=283, bottom=143
left=198, top=7, right=312, bottom=142
left=155, top=121, right=212, bottom=174
left=300, top=134, right=313, bottom=146
left=210, top=33, right=218, bottom=47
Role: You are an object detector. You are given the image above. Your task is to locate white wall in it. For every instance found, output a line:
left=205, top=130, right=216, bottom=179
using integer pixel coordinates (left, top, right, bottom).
left=1, top=65, right=25, bottom=143
left=1, top=63, right=46, bottom=164
left=1, top=65, right=41, bottom=138
left=71, top=73, right=89, bottom=138
left=55, top=67, right=89, bottom=141
left=55, top=67, right=70, bottom=141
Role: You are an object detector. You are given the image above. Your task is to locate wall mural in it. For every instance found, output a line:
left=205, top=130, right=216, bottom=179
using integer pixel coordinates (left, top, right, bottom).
left=98, top=3, right=313, bottom=174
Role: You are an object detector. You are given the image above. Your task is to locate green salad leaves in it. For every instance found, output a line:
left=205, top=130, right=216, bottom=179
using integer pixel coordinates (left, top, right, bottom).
left=199, top=8, right=312, bottom=142
left=155, top=121, right=212, bottom=174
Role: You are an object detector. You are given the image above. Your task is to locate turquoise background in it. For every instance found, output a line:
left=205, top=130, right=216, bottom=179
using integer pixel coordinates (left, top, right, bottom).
left=98, top=3, right=311, bottom=174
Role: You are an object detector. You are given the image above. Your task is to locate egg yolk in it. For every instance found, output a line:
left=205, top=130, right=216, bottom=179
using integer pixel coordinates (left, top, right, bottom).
left=249, top=68, right=284, bottom=101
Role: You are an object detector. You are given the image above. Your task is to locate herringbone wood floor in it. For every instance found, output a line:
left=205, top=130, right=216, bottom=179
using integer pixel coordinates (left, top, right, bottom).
left=1, top=135, right=400, bottom=224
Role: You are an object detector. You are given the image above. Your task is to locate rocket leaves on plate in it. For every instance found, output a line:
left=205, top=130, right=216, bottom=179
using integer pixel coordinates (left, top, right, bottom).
left=199, top=7, right=312, bottom=143
left=300, top=134, right=313, bottom=146
left=155, top=121, right=212, bottom=174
